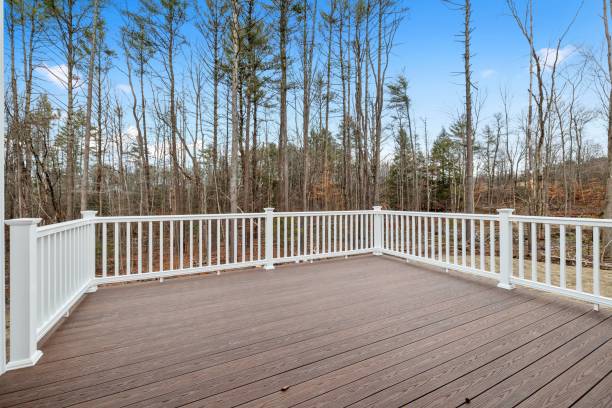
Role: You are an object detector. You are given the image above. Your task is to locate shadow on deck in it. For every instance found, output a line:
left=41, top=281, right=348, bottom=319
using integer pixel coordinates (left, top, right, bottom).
left=0, top=255, right=610, bottom=407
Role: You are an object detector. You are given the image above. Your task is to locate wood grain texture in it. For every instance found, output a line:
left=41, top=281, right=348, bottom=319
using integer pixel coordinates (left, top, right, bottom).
left=0, top=255, right=609, bottom=408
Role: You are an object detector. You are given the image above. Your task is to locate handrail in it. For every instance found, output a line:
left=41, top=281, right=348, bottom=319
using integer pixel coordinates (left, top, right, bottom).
left=2, top=207, right=611, bottom=373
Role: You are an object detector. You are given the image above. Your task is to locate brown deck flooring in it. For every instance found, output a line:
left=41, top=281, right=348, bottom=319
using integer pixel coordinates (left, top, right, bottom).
left=0, top=255, right=611, bottom=408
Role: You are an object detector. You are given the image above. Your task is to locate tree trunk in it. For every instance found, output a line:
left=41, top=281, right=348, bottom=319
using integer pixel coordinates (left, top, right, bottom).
left=229, top=0, right=241, bottom=213
left=80, top=0, right=100, bottom=212
left=464, top=0, right=474, bottom=213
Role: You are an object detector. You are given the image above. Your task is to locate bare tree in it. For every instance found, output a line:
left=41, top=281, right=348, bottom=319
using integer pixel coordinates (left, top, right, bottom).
left=603, top=0, right=612, bottom=225
left=80, top=0, right=100, bottom=212
left=229, top=0, right=240, bottom=213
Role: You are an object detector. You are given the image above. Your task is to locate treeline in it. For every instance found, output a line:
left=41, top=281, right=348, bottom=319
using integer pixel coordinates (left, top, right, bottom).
left=4, top=0, right=611, bottom=223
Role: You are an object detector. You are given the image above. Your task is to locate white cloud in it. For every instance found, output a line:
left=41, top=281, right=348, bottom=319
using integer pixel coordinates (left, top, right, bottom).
left=124, top=125, right=139, bottom=143
left=36, top=64, right=83, bottom=89
left=116, top=83, right=132, bottom=94
left=481, top=69, right=496, bottom=79
left=537, top=45, right=576, bottom=69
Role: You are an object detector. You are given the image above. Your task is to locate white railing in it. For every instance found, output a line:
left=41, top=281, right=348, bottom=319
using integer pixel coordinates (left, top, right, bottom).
left=2, top=207, right=611, bottom=372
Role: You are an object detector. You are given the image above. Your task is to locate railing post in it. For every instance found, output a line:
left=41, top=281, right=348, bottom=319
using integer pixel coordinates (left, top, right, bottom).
left=264, top=208, right=275, bottom=270
left=373, top=206, right=382, bottom=255
left=497, top=208, right=515, bottom=290
left=6, top=218, right=43, bottom=369
left=81, top=211, right=98, bottom=292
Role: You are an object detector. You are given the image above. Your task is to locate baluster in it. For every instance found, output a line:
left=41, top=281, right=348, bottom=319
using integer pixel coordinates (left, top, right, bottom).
left=400, top=215, right=405, bottom=253
left=179, top=221, right=184, bottom=269
left=416, top=217, right=421, bottom=257
left=233, top=218, right=238, bottom=263
left=48, top=235, right=53, bottom=313
left=317, top=216, right=321, bottom=254
left=216, top=219, right=221, bottom=265
left=102, top=223, right=107, bottom=278
left=453, top=218, right=458, bottom=265
left=188, top=220, right=193, bottom=268
left=470, top=219, right=475, bottom=267
left=148, top=222, right=153, bottom=272
left=423, top=217, right=428, bottom=258
left=322, top=216, right=326, bottom=253
left=290, top=217, right=294, bottom=257
left=357, top=214, right=366, bottom=249
left=160, top=222, right=164, bottom=272
left=518, top=222, right=524, bottom=279
left=337, top=215, right=341, bottom=252
left=445, top=218, right=450, bottom=263
left=389, top=215, right=393, bottom=252
left=170, top=221, right=175, bottom=270
left=241, top=218, right=246, bottom=263
left=249, top=218, right=254, bottom=262
left=207, top=219, right=212, bottom=266
left=407, top=216, right=411, bottom=255
left=334, top=215, right=338, bottom=253
left=559, top=224, right=566, bottom=288
left=431, top=217, right=435, bottom=259
left=198, top=220, right=203, bottom=267
left=138, top=222, right=143, bottom=274
left=257, top=217, right=261, bottom=261
left=545, top=223, right=551, bottom=285
left=530, top=222, right=537, bottom=281
left=297, top=217, right=302, bottom=257
left=438, top=217, right=443, bottom=260
left=394, top=215, right=399, bottom=252
left=310, top=215, right=314, bottom=255
left=575, top=226, right=582, bottom=291
left=114, top=222, right=120, bottom=276
left=461, top=219, right=466, bottom=266
left=37, top=239, right=43, bottom=324
left=329, top=215, right=333, bottom=252
left=276, top=217, right=281, bottom=258
left=284, top=216, right=288, bottom=258
left=126, top=223, right=131, bottom=275
left=480, top=220, right=485, bottom=271
left=593, top=227, right=600, bottom=298
left=489, top=220, right=495, bottom=273
left=53, top=234, right=58, bottom=309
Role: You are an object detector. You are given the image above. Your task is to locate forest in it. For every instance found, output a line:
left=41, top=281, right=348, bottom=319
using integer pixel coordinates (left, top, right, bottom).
left=4, top=0, right=612, bottom=223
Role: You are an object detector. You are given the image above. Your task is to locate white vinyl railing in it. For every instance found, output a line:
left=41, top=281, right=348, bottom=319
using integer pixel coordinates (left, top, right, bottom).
left=3, top=207, right=611, bottom=372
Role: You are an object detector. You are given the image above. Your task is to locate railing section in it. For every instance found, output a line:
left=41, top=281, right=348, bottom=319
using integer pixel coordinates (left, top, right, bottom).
left=2, top=207, right=611, bottom=372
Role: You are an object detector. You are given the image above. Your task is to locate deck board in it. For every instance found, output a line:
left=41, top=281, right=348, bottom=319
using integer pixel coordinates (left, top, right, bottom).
left=0, top=255, right=610, bottom=407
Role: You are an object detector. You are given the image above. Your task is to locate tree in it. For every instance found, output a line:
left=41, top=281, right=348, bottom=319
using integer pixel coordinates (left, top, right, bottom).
left=276, top=0, right=290, bottom=210
left=122, top=11, right=154, bottom=214
left=79, top=0, right=100, bottom=211
left=229, top=0, right=241, bottom=213
left=142, top=0, right=187, bottom=214
left=603, top=0, right=612, bottom=227
left=463, top=0, right=474, bottom=213
left=299, top=0, right=317, bottom=210
left=45, top=0, right=92, bottom=219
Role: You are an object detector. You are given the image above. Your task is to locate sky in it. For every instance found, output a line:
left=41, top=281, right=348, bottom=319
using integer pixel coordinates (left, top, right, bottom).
left=390, top=0, right=604, bottom=148
left=24, top=0, right=607, bottom=156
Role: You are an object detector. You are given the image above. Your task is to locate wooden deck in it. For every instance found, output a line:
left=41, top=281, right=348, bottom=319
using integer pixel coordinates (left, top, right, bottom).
left=0, top=255, right=610, bottom=407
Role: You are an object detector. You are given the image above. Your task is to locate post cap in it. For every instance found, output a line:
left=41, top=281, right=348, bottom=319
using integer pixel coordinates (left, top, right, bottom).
left=263, top=207, right=275, bottom=212
left=5, top=218, right=42, bottom=226
left=81, top=210, right=98, bottom=219
left=373, top=206, right=382, bottom=211
left=497, top=208, right=515, bottom=215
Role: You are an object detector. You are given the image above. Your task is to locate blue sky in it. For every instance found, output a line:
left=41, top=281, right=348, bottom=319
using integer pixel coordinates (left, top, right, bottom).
left=390, top=0, right=604, bottom=148
left=24, top=0, right=606, bottom=154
